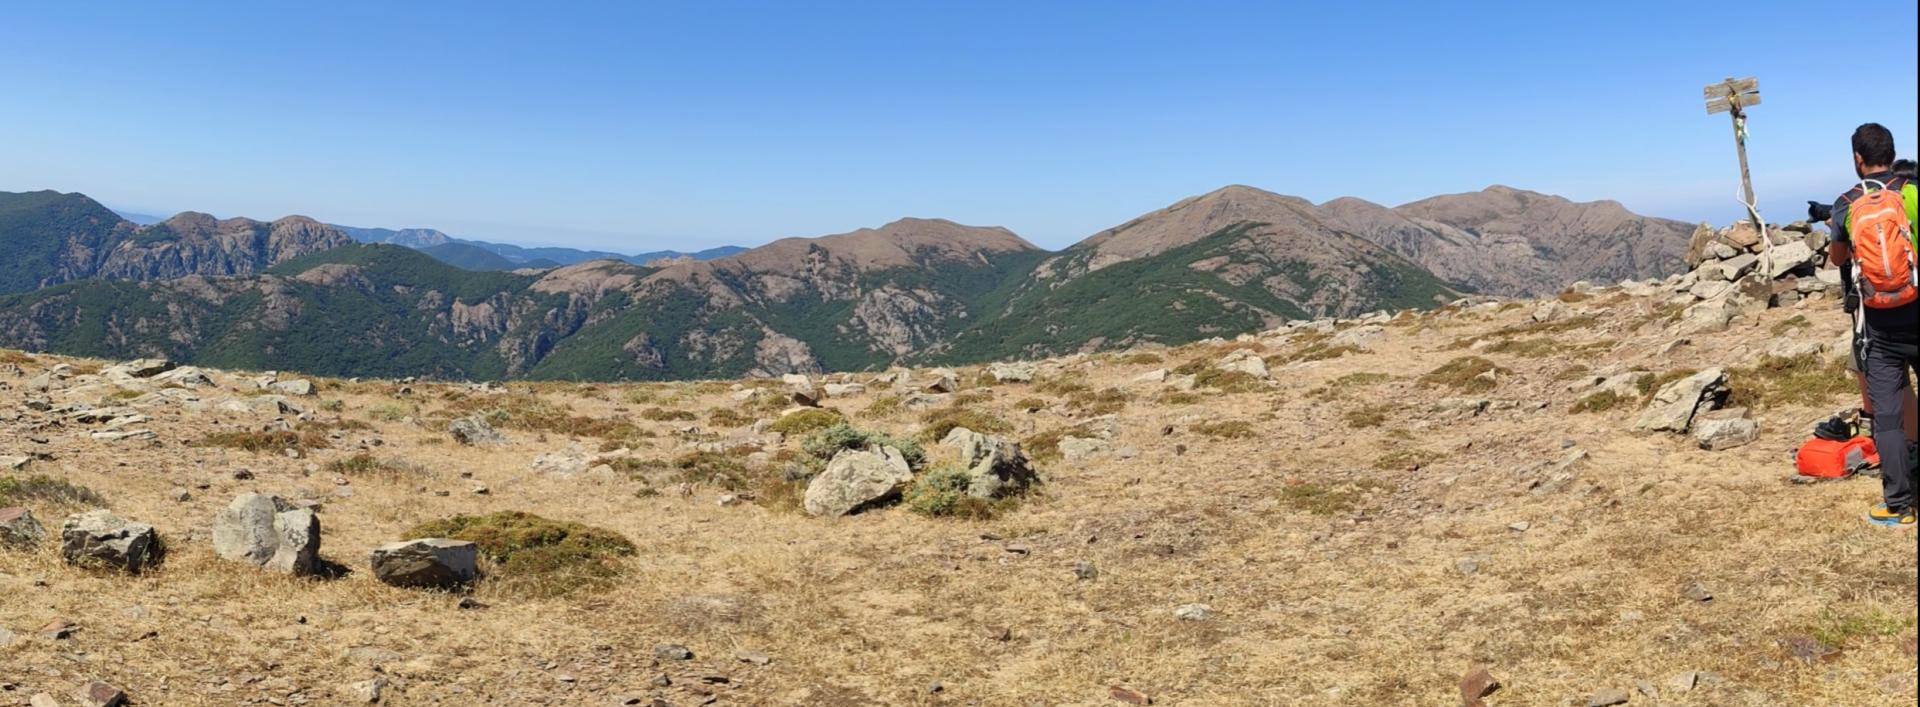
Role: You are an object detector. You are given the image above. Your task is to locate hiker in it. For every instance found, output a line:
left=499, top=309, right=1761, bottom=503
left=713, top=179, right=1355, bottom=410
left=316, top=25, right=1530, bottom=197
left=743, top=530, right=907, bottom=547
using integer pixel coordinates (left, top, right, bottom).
left=1826, top=123, right=1920, bottom=526
left=1844, top=156, right=1920, bottom=442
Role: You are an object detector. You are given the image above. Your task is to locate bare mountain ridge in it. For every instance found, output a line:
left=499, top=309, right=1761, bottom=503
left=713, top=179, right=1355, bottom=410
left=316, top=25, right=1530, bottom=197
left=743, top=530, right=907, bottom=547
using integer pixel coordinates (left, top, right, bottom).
left=1063, top=184, right=1691, bottom=297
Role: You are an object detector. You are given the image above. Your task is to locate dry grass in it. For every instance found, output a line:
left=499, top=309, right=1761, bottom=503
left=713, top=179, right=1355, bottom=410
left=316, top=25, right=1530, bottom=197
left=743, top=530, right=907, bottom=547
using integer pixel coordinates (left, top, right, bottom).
left=1727, top=354, right=1854, bottom=410
left=0, top=294, right=1911, bottom=706
left=1417, top=356, right=1506, bottom=393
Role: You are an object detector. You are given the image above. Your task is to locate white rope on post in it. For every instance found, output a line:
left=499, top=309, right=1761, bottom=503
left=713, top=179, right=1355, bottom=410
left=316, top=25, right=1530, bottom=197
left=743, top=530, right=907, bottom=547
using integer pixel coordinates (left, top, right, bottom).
left=1737, top=189, right=1776, bottom=276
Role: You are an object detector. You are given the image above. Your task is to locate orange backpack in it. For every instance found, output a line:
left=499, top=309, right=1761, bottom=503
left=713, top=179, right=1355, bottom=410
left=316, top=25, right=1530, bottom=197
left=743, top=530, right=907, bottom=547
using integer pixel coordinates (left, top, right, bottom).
left=1847, top=180, right=1919, bottom=309
left=1795, top=436, right=1879, bottom=479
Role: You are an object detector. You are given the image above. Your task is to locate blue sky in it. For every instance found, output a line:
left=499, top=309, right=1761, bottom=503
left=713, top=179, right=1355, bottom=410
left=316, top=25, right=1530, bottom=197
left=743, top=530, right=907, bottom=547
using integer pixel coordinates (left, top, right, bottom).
left=2, top=2, right=1914, bottom=251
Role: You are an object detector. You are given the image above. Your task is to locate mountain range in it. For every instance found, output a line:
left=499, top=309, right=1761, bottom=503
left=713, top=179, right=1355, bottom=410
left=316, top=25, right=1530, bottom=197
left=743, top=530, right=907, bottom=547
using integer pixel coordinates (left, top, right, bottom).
left=329, top=222, right=746, bottom=269
left=2, top=185, right=1693, bottom=380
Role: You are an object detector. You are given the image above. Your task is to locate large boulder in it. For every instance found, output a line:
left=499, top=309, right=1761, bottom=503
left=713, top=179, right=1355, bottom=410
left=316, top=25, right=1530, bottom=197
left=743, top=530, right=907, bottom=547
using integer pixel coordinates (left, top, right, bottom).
left=212, top=493, right=322, bottom=576
left=60, top=511, right=164, bottom=574
left=104, top=358, right=174, bottom=379
left=1764, top=241, right=1818, bottom=278
left=1673, top=299, right=1738, bottom=335
left=0, top=507, right=46, bottom=547
left=369, top=538, right=479, bottom=589
left=1634, top=368, right=1729, bottom=434
left=803, top=446, right=913, bottom=517
left=269, top=378, right=316, bottom=396
left=1219, top=350, right=1270, bottom=379
left=1683, top=223, right=1718, bottom=267
left=941, top=427, right=1040, bottom=499
left=448, top=417, right=507, bottom=446
left=782, top=373, right=821, bottom=406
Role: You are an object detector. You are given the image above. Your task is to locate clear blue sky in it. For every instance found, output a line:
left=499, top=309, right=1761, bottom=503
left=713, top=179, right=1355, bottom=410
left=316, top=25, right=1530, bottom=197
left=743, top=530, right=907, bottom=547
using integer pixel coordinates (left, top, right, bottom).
left=2, top=2, right=1914, bottom=251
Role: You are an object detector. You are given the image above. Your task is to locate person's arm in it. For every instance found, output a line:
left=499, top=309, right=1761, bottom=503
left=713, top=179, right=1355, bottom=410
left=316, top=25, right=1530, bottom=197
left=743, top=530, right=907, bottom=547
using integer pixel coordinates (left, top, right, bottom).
left=1830, top=198, right=1857, bottom=312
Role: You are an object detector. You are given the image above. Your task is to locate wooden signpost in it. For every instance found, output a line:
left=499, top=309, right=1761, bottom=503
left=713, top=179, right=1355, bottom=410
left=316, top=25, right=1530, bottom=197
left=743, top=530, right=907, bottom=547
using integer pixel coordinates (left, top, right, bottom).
left=1704, top=77, right=1762, bottom=212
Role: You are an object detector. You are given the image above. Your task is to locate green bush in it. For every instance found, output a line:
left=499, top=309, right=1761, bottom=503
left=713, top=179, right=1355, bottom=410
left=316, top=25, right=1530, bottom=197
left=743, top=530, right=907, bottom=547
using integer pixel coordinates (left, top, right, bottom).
left=903, top=466, right=997, bottom=519
left=918, top=406, right=1012, bottom=442
left=767, top=408, right=846, bottom=436
left=803, top=423, right=926, bottom=468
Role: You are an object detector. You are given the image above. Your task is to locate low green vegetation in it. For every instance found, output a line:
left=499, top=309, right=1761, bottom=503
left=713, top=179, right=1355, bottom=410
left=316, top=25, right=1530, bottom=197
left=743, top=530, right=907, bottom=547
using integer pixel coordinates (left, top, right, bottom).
left=767, top=408, right=845, bottom=436
left=1192, top=420, right=1256, bottom=439
left=1569, top=390, right=1627, bottom=414
left=1278, top=480, right=1389, bottom=515
left=0, top=474, right=105, bottom=507
left=1728, top=354, right=1852, bottom=409
left=325, top=453, right=427, bottom=480
left=918, top=406, right=1012, bottom=442
left=1418, top=356, right=1506, bottom=393
left=1373, top=448, right=1444, bottom=470
left=194, top=428, right=330, bottom=453
left=903, top=466, right=1000, bottom=519
left=1343, top=404, right=1391, bottom=428
left=803, top=423, right=927, bottom=468
left=405, top=511, right=636, bottom=597
left=1023, top=423, right=1095, bottom=465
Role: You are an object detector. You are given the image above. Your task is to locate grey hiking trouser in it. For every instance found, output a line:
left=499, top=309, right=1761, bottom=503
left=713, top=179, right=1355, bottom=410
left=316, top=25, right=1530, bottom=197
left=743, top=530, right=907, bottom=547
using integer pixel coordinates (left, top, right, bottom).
left=1861, top=334, right=1919, bottom=510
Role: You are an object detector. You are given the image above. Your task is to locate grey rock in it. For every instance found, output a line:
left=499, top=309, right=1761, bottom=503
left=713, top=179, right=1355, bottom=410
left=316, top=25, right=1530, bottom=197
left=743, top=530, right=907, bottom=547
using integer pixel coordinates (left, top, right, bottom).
left=448, top=417, right=507, bottom=446
left=803, top=447, right=912, bottom=517
left=369, top=538, right=478, bottom=589
left=821, top=382, right=866, bottom=397
left=270, top=378, right=316, bottom=396
left=1764, top=241, right=1817, bottom=277
left=76, top=681, right=128, bottom=707
left=1058, top=436, right=1112, bottom=461
left=1673, top=298, right=1738, bottom=334
left=1694, top=410, right=1759, bottom=451
left=1073, top=561, right=1099, bottom=580
left=1717, top=253, right=1758, bottom=280
left=0, top=506, right=45, bottom=547
left=61, top=510, right=163, bottom=574
left=654, top=643, right=694, bottom=660
left=347, top=677, right=388, bottom=703
left=212, top=493, right=322, bottom=576
left=988, top=362, right=1036, bottom=383
left=940, top=427, right=1040, bottom=499
left=107, top=358, right=174, bottom=379
left=1172, top=603, right=1212, bottom=621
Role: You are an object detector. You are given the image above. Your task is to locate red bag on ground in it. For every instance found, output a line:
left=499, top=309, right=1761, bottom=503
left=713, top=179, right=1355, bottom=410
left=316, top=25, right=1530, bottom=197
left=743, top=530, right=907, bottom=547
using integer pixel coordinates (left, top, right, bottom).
left=1795, top=437, right=1879, bottom=479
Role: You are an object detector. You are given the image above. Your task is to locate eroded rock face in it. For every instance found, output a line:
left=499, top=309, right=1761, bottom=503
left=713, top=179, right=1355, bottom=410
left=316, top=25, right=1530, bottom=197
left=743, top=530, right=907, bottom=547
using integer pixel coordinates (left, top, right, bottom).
left=941, top=427, right=1040, bottom=499
left=212, top=493, right=322, bottom=576
left=61, top=510, right=163, bottom=574
left=369, top=538, right=478, bottom=589
left=1635, top=368, right=1728, bottom=433
left=0, top=507, right=46, bottom=547
left=804, top=447, right=913, bottom=517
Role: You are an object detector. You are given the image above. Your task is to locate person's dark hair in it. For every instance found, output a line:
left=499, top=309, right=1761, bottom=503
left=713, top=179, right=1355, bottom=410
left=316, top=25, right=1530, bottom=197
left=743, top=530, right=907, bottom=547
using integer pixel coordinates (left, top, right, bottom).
left=1853, top=123, right=1896, bottom=167
left=1895, top=158, right=1918, bottom=181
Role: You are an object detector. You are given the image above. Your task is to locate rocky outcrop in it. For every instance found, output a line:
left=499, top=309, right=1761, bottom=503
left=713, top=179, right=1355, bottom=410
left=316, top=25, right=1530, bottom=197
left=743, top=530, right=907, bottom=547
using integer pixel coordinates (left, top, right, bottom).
left=940, top=427, right=1040, bottom=499
left=0, top=507, right=45, bottom=547
left=60, top=510, right=164, bottom=574
left=212, top=493, right=322, bottom=576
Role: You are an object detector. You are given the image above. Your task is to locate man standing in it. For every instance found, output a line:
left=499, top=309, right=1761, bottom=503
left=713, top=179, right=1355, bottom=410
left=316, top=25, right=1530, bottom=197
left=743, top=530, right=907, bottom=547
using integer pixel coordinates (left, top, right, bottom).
left=1828, top=123, right=1919, bottom=527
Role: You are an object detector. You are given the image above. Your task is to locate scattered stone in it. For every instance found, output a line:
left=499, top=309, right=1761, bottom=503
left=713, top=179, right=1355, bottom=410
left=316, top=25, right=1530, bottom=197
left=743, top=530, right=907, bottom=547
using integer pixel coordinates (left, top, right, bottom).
left=1058, top=436, right=1112, bottom=461
left=1132, top=368, right=1168, bottom=385
left=803, top=446, right=913, bottom=517
left=1586, top=688, right=1630, bottom=706
left=169, top=487, right=191, bottom=502
left=369, top=538, right=479, bottom=589
left=61, top=510, right=164, bottom=574
left=654, top=643, right=694, bottom=661
left=1666, top=671, right=1697, bottom=694
left=530, top=448, right=589, bottom=475
left=75, top=681, right=128, bottom=707
left=1507, top=521, right=1530, bottom=532
left=107, top=358, right=174, bottom=379
left=0, top=507, right=46, bottom=547
left=1218, top=350, right=1270, bottom=379
left=346, top=677, right=388, bottom=703
left=734, top=649, right=772, bottom=666
left=1073, top=561, right=1099, bottom=580
left=1108, top=686, right=1152, bottom=705
left=1455, top=558, right=1480, bottom=576
left=821, top=382, right=865, bottom=397
left=40, top=619, right=77, bottom=639
left=1693, top=409, right=1758, bottom=451
left=212, top=493, right=323, bottom=576
left=1459, top=665, right=1501, bottom=706
left=1172, top=603, right=1212, bottom=621
left=448, top=417, right=507, bottom=446
left=1, top=455, right=30, bottom=471
left=30, top=694, right=58, bottom=707
left=1684, top=582, right=1714, bottom=602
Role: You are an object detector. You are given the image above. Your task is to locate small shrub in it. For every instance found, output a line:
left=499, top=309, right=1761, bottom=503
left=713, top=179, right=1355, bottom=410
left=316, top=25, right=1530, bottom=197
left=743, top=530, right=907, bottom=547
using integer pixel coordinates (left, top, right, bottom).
left=861, top=396, right=906, bottom=419
left=0, top=475, right=105, bottom=507
left=194, top=428, right=329, bottom=453
left=1158, top=391, right=1202, bottom=405
left=1117, top=352, right=1164, bottom=365
left=903, top=465, right=999, bottom=519
left=404, top=511, right=636, bottom=598
left=919, top=406, right=1013, bottom=442
left=641, top=407, right=697, bottom=422
left=1418, top=356, right=1506, bottom=393
left=1373, top=448, right=1444, bottom=470
left=708, top=407, right=755, bottom=428
left=1013, top=397, right=1049, bottom=412
left=1808, top=607, right=1915, bottom=648
left=1728, top=354, right=1852, bottom=409
left=1064, top=387, right=1131, bottom=415
left=325, top=453, right=427, bottom=480
left=672, top=451, right=758, bottom=489
left=369, top=403, right=411, bottom=422
left=1481, top=338, right=1561, bottom=357
left=1343, top=405, right=1391, bottom=428
left=767, top=408, right=846, bottom=436
left=1192, top=420, right=1256, bottom=439
left=1022, top=424, right=1094, bottom=465
left=803, top=423, right=926, bottom=468
left=1279, top=479, right=1391, bottom=515
left=1329, top=372, right=1391, bottom=387
left=1569, top=390, right=1626, bottom=414
left=1035, top=374, right=1092, bottom=396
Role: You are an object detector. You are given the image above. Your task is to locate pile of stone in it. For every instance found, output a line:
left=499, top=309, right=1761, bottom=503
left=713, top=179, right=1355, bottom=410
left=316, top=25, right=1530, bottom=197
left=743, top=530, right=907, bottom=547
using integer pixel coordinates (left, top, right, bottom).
left=1667, top=220, right=1839, bottom=334
left=800, top=426, right=1041, bottom=517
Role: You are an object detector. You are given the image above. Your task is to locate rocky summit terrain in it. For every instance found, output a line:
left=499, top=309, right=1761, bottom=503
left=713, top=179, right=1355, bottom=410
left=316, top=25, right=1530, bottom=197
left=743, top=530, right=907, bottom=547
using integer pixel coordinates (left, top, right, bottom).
left=0, top=223, right=1913, bottom=705
left=1, top=186, right=1693, bottom=383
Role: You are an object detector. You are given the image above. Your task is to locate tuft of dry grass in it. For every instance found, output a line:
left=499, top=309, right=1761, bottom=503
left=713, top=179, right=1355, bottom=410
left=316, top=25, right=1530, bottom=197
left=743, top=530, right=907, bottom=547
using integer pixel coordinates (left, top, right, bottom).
left=0, top=475, right=106, bottom=507
left=405, top=511, right=635, bottom=597
left=918, top=405, right=1013, bottom=442
left=1728, top=354, right=1852, bottom=409
left=1417, top=356, right=1506, bottom=393
left=1191, top=420, right=1256, bottom=439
